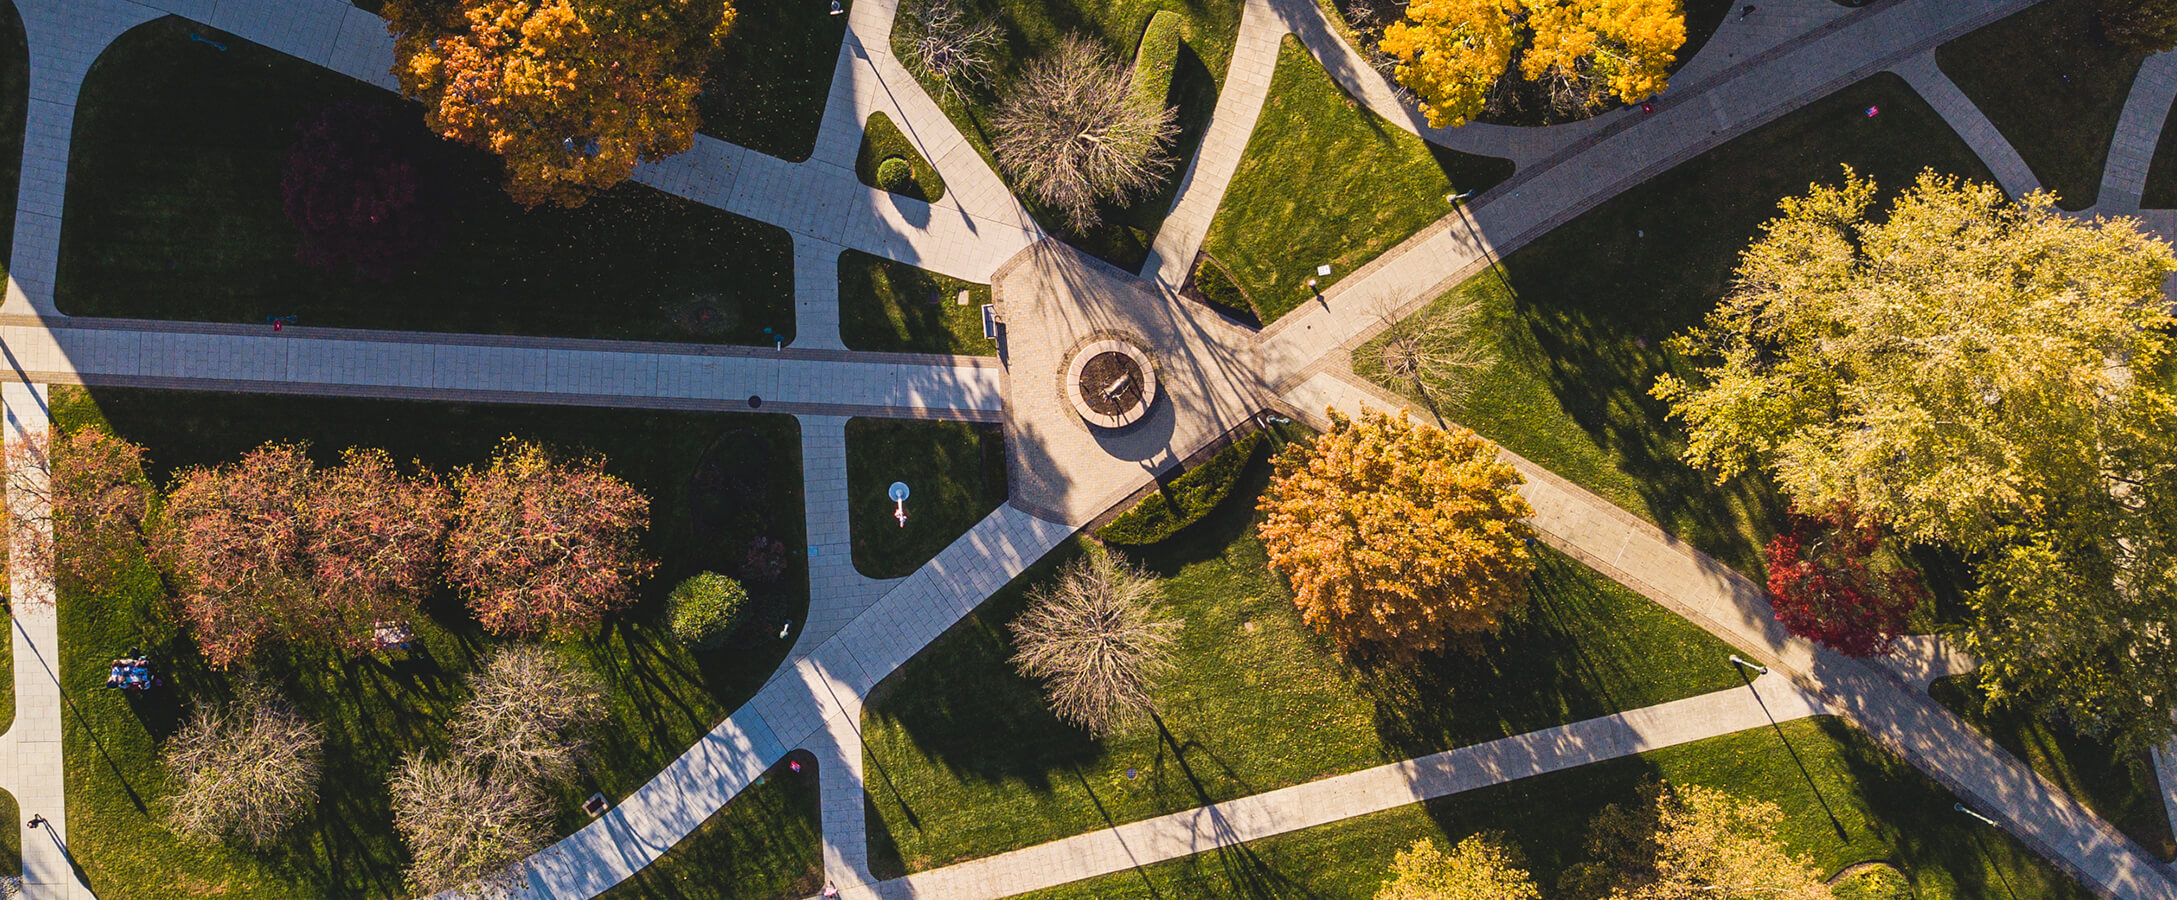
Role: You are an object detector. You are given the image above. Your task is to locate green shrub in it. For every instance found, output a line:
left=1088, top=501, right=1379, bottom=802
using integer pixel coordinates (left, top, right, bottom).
left=876, top=157, right=915, bottom=193
left=1190, top=256, right=1255, bottom=321
left=856, top=112, right=946, bottom=202
left=1832, top=864, right=1914, bottom=900
left=1130, top=11, right=1184, bottom=109
left=1097, top=433, right=1267, bottom=545
left=668, top=572, right=749, bottom=650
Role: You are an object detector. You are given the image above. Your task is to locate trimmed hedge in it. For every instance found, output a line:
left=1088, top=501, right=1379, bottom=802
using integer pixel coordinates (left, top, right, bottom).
left=1097, top=432, right=1267, bottom=545
left=855, top=111, right=946, bottom=203
left=1130, top=11, right=1184, bottom=109
left=669, top=572, right=750, bottom=650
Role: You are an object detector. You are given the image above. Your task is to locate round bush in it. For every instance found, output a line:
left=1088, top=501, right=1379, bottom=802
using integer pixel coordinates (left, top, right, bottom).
left=875, top=157, right=916, bottom=195
left=669, top=572, right=748, bottom=650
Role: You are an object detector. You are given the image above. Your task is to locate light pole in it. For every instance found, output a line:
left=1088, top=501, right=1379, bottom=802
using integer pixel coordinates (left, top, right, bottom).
left=1729, top=654, right=1769, bottom=676
left=890, top=481, right=911, bottom=527
left=1954, top=802, right=1998, bottom=827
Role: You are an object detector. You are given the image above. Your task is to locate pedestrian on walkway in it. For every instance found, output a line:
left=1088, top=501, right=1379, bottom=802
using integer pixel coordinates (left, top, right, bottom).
left=1740, top=4, right=1755, bottom=18
left=26, top=815, right=44, bottom=830
left=822, top=883, right=839, bottom=898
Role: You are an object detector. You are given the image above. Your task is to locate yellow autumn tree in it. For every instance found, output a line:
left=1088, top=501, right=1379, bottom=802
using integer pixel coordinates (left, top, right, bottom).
left=1258, top=409, right=1534, bottom=660
left=1380, top=0, right=1520, bottom=128
left=1380, top=0, right=1685, bottom=126
left=384, top=0, right=737, bottom=207
left=1523, top=0, right=1686, bottom=110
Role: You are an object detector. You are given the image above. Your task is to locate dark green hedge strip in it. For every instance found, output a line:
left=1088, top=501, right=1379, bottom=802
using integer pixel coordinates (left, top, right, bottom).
left=1190, top=255, right=1255, bottom=321
left=1131, top=11, right=1184, bottom=109
left=1097, top=432, right=1267, bottom=545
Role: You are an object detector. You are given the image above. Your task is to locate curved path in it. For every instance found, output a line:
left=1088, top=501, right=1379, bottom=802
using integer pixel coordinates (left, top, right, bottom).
left=0, top=0, right=2175, bottom=898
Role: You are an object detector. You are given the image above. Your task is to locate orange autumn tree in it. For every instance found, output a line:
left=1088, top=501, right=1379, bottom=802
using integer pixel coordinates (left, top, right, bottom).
left=1258, top=409, right=1534, bottom=660
left=383, top=0, right=738, bottom=207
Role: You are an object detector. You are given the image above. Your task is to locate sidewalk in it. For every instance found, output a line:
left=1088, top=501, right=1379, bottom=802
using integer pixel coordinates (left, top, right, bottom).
left=857, top=675, right=1827, bottom=900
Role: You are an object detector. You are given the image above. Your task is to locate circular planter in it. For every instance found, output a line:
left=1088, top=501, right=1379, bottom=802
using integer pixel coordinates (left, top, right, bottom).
left=1065, top=339, right=1157, bottom=429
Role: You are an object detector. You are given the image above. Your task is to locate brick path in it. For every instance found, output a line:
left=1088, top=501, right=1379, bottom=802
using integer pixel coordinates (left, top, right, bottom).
left=2099, top=52, right=2177, bottom=212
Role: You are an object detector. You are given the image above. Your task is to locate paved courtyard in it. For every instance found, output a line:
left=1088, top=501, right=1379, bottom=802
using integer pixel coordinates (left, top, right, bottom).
left=0, top=0, right=2174, bottom=898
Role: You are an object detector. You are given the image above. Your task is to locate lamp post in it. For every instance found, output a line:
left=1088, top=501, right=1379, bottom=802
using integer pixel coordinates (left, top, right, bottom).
left=889, top=481, right=911, bottom=527
left=1954, top=803, right=1998, bottom=827
left=1729, top=654, right=1769, bottom=676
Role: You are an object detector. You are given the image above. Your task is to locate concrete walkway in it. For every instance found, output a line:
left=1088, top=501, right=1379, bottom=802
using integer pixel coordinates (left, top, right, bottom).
left=857, top=675, right=1827, bottom=900
left=0, top=315, right=1005, bottom=422
left=1139, top=0, right=1284, bottom=290
left=2099, top=52, right=2177, bottom=212
left=1256, top=0, right=2041, bottom=387
left=0, top=382, right=91, bottom=900
left=1892, top=53, right=2042, bottom=198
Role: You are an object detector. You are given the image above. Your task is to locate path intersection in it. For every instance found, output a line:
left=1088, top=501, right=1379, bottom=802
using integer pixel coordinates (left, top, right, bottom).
left=0, top=0, right=2174, bottom=898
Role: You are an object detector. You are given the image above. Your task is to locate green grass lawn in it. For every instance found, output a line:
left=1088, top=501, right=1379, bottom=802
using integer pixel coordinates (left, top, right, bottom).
left=1356, top=74, right=1994, bottom=577
left=1931, top=675, right=2175, bottom=861
left=59, top=18, right=794, bottom=345
left=53, top=385, right=807, bottom=899
left=1011, top=717, right=2092, bottom=900
left=845, top=418, right=1008, bottom=579
left=862, top=451, right=1741, bottom=875
left=0, top=0, right=24, bottom=278
left=837, top=250, right=997, bottom=355
left=1935, top=0, right=2142, bottom=209
left=856, top=112, right=947, bottom=203
left=695, top=0, right=847, bottom=162
left=1201, top=38, right=1513, bottom=325
left=597, top=752, right=823, bottom=900
left=889, top=0, right=1241, bottom=269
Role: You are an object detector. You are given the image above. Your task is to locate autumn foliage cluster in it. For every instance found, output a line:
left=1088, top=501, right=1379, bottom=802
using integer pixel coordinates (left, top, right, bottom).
left=140, top=437, right=653, bottom=666
left=1380, top=0, right=1686, bottom=128
left=382, top=0, right=738, bottom=207
left=156, top=444, right=453, bottom=666
left=1258, top=409, right=1534, bottom=660
left=1761, top=506, right=1925, bottom=658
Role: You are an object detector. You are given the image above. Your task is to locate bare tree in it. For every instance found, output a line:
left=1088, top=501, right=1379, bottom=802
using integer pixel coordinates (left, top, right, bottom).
left=161, top=687, right=325, bottom=847
left=899, top=0, right=1002, bottom=100
left=389, top=753, right=552, bottom=895
left=449, top=645, right=609, bottom=786
left=992, top=36, right=1180, bottom=232
left=2, top=431, right=53, bottom=592
left=1009, top=552, right=1177, bottom=737
left=1372, top=293, right=1496, bottom=409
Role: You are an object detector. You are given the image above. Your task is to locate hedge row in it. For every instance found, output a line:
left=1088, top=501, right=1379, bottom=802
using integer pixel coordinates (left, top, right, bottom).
left=1097, top=432, right=1268, bottom=545
left=1190, top=255, right=1256, bottom=321
left=1130, top=11, right=1184, bottom=110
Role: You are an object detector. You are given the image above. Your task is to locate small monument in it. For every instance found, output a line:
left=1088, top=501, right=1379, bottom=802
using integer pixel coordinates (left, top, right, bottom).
left=1065, top=338, right=1157, bottom=429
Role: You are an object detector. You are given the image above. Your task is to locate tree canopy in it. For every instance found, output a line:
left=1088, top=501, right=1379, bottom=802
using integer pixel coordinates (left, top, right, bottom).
left=1381, top=0, right=1685, bottom=128
left=1258, top=409, right=1534, bottom=659
left=446, top=439, right=655, bottom=639
left=1009, top=552, right=1177, bottom=737
left=1656, top=168, right=2177, bottom=754
left=382, top=0, right=737, bottom=207
left=1378, top=833, right=1543, bottom=900
left=2096, top=0, right=2177, bottom=54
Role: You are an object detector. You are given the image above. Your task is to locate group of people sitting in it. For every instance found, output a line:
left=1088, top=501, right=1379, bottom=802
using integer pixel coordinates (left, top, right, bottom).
left=104, top=655, right=155, bottom=691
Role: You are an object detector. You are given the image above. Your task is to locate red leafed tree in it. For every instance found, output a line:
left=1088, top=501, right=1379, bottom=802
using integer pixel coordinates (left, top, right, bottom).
left=446, top=440, right=654, bottom=638
left=156, top=443, right=451, bottom=666
left=54, top=429, right=153, bottom=591
left=1763, top=505, right=1926, bottom=657
left=282, top=101, right=441, bottom=281
left=305, top=448, right=454, bottom=650
left=156, top=444, right=318, bottom=666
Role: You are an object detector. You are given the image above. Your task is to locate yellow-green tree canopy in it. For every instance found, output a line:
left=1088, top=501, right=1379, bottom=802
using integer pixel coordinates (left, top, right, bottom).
left=1380, top=0, right=1685, bottom=127
left=1655, top=168, right=2177, bottom=756
left=1378, top=834, right=1543, bottom=900
left=1258, top=409, right=1534, bottom=659
left=1610, top=785, right=1833, bottom=900
left=384, top=0, right=737, bottom=207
